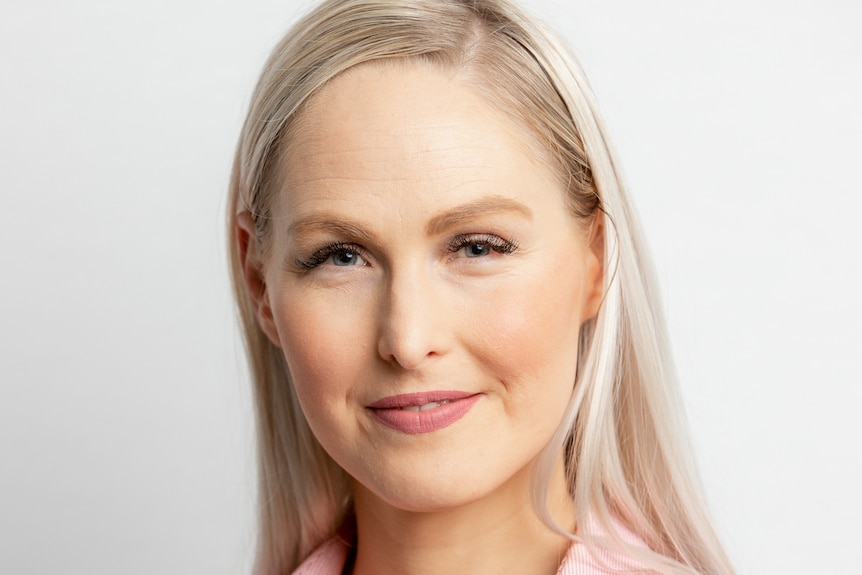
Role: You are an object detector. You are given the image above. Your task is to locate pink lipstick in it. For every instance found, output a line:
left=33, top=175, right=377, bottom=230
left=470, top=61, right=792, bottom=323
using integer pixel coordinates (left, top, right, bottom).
left=367, top=391, right=481, bottom=434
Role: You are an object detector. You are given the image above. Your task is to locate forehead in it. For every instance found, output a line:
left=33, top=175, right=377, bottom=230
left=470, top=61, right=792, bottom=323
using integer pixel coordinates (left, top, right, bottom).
left=274, top=61, right=567, bottom=223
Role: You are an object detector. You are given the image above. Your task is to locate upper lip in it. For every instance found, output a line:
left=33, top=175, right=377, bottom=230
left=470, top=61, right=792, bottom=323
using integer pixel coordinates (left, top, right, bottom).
left=367, top=390, right=479, bottom=409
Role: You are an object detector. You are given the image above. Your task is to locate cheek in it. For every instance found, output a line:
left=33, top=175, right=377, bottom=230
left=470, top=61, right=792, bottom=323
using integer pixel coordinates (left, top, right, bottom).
left=470, top=271, right=585, bottom=404
left=269, top=292, right=371, bottom=426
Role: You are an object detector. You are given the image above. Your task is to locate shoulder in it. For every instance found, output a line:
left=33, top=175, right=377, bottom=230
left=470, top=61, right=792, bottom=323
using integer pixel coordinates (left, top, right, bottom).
left=558, top=542, right=646, bottom=575
left=290, top=537, right=351, bottom=575
left=558, top=519, right=658, bottom=575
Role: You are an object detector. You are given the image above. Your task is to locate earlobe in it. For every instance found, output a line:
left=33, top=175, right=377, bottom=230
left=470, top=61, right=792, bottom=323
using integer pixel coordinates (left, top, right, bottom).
left=236, top=212, right=282, bottom=348
left=583, top=211, right=606, bottom=320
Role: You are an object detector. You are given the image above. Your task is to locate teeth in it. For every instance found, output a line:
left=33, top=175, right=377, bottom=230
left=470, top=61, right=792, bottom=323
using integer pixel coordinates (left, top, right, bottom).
left=400, top=400, right=450, bottom=412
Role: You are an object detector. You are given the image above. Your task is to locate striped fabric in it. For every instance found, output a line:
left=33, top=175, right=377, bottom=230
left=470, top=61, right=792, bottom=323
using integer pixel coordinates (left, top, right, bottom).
left=292, top=538, right=350, bottom=575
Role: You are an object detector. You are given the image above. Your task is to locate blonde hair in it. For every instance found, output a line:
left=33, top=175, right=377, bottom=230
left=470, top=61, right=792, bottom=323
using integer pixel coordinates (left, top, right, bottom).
left=227, top=1, right=735, bottom=574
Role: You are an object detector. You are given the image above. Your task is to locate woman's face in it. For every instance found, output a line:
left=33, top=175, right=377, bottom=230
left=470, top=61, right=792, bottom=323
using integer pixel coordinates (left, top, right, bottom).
left=252, top=62, right=603, bottom=512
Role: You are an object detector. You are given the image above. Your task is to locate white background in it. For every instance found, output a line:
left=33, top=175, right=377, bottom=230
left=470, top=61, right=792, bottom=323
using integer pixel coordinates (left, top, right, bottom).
left=1, top=1, right=859, bottom=574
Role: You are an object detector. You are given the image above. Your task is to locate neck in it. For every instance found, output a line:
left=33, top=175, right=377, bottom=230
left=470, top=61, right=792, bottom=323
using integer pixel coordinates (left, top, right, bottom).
left=349, top=456, right=575, bottom=575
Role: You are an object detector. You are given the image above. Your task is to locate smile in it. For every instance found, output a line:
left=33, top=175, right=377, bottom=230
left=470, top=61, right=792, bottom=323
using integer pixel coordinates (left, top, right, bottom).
left=367, top=391, right=481, bottom=434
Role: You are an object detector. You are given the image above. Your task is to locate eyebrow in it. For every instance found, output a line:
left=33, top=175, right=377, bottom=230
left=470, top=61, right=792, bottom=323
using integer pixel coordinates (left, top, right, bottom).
left=425, top=196, right=532, bottom=236
left=286, top=196, right=533, bottom=240
left=286, top=217, right=376, bottom=243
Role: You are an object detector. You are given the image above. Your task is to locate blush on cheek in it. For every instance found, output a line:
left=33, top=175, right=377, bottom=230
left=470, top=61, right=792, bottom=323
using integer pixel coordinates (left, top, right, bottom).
left=276, top=318, right=359, bottom=456
left=273, top=303, right=345, bottom=394
left=476, top=283, right=583, bottom=398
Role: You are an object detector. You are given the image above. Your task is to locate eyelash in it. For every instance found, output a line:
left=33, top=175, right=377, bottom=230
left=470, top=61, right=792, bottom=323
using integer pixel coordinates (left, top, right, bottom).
left=446, top=234, right=519, bottom=257
left=295, top=234, right=518, bottom=271
left=295, top=242, right=367, bottom=270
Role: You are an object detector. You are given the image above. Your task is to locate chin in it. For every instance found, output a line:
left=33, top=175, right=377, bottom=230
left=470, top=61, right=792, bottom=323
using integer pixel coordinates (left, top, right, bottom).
left=349, top=456, right=532, bottom=515
left=357, top=480, right=488, bottom=514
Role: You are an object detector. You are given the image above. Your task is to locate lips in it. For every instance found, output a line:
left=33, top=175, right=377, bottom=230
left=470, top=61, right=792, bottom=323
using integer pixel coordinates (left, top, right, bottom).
left=367, top=391, right=481, bottom=434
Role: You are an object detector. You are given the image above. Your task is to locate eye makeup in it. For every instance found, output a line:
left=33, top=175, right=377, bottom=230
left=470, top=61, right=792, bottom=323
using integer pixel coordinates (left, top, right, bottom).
left=446, top=233, right=519, bottom=258
left=294, top=241, right=369, bottom=270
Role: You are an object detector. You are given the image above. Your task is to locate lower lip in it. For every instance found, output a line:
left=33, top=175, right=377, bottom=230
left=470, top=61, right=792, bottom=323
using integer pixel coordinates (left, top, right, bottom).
left=368, top=395, right=481, bottom=434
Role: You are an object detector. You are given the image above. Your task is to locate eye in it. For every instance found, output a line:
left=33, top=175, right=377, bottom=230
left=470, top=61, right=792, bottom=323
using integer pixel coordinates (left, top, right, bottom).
left=447, top=234, right=518, bottom=259
left=296, top=242, right=369, bottom=270
left=464, top=242, right=492, bottom=258
left=331, top=250, right=363, bottom=266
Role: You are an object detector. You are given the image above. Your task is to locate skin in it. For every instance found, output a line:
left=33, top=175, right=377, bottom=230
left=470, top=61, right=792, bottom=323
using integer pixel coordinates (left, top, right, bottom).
left=238, top=61, right=604, bottom=575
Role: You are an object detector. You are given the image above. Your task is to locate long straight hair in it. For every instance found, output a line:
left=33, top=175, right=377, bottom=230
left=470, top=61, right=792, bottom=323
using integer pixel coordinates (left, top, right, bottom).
left=227, top=1, right=734, bottom=574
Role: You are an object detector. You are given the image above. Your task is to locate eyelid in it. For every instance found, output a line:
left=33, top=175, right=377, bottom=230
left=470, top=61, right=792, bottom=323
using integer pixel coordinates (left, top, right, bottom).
left=446, top=233, right=519, bottom=255
left=294, top=241, right=369, bottom=271
left=292, top=232, right=518, bottom=272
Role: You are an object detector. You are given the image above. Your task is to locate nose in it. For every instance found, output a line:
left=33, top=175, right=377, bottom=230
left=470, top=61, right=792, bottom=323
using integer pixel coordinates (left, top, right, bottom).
left=376, top=265, right=448, bottom=370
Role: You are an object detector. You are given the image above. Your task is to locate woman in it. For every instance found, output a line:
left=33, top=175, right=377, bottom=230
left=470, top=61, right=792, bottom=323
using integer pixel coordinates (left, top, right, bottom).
left=227, top=1, right=735, bottom=574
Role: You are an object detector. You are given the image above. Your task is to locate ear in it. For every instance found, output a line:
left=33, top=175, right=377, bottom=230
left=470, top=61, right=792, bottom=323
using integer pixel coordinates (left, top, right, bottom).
left=236, top=211, right=282, bottom=348
left=582, top=211, right=606, bottom=320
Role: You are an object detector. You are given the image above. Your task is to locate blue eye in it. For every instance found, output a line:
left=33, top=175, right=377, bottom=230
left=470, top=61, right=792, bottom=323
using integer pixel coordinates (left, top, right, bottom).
left=297, top=242, right=368, bottom=270
left=465, top=242, right=492, bottom=258
left=448, top=234, right=518, bottom=258
left=332, top=250, right=361, bottom=266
